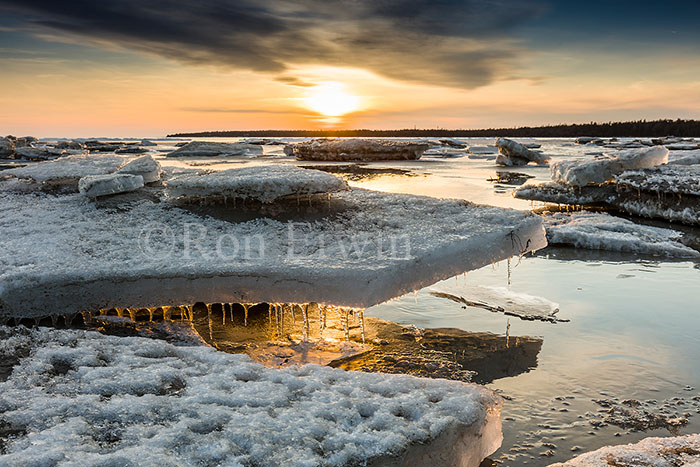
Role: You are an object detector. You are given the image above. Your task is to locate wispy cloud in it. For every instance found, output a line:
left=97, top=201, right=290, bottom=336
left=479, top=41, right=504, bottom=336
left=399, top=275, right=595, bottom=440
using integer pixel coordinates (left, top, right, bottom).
left=0, top=0, right=546, bottom=89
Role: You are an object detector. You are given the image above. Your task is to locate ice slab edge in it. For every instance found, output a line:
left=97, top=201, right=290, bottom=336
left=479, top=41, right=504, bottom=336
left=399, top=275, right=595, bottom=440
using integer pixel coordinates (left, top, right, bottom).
left=0, top=215, right=545, bottom=318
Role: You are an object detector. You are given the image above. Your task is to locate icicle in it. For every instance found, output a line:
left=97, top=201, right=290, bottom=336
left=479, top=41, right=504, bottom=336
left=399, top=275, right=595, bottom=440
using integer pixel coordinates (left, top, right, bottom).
left=230, top=304, right=234, bottom=323
left=64, top=314, right=74, bottom=326
left=268, top=303, right=273, bottom=326
left=290, top=304, right=296, bottom=326
left=359, top=309, right=365, bottom=344
left=163, top=306, right=170, bottom=321
left=188, top=305, right=194, bottom=321
left=51, top=315, right=58, bottom=327
left=149, top=308, right=154, bottom=322
left=243, top=303, right=248, bottom=327
left=223, top=303, right=227, bottom=325
left=342, top=308, right=350, bottom=341
left=81, top=311, right=93, bottom=325
left=302, top=304, right=309, bottom=342
left=505, top=319, right=511, bottom=348
left=280, top=304, right=285, bottom=337
left=507, top=257, right=512, bottom=288
left=116, top=308, right=124, bottom=318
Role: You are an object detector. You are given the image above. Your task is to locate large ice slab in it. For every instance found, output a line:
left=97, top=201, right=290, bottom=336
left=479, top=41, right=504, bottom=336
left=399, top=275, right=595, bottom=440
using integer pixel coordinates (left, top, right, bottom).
left=165, top=141, right=263, bottom=157
left=550, top=146, right=668, bottom=187
left=0, top=188, right=547, bottom=318
left=495, top=138, right=550, bottom=166
left=542, top=211, right=699, bottom=258
left=286, top=139, right=429, bottom=161
left=116, top=154, right=162, bottom=184
left=615, top=164, right=700, bottom=197
left=550, top=433, right=700, bottom=466
left=166, top=165, right=350, bottom=203
left=2, top=154, right=127, bottom=185
left=0, top=326, right=503, bottom=466
left=78, top=173, right=145, bottom=199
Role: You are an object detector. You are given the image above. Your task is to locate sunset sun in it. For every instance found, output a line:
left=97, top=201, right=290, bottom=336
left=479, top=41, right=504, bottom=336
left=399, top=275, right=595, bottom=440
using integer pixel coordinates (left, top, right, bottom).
left=304, top=82, right=360, bottom=117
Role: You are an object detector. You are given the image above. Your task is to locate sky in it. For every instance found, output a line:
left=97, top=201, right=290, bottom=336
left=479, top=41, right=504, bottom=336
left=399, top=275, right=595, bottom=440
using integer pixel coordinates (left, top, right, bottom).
left=1, top=0, right=700, bottom=137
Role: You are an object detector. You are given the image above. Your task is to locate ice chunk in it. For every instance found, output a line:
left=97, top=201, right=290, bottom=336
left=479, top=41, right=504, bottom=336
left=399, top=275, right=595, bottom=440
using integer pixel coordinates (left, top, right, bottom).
left=2, top=154, right=127, bottom=185
left=669, top=149, right=700, bottom=165
left=0, top=137, right=15, bottom=156
left=0, top=188, right=547, bottom=318
left=550, top=146, right=669, bottom=187
left=574, top=137, right=603, bottom=145
left=78, top=173, right=144, bottom=199
left=165, top=141, right=263, bottom=157
left=166, top=165, right=350, bottom=203
left=542, top=211, right=699, bottom=258
left=140, top=139, right=158, bottom=146
left=286, top=139, right=429, bottom=161
left=116, top=154, right=162, bottom=184
left=549, top=433, right=700, bottom=466
left=495, top=138, right=550, bottom=166
left=0, top=326, right=504, bottom=466
left=616, top=164, right=700, bottom=197
left=430, top=286, right=563, bottom=323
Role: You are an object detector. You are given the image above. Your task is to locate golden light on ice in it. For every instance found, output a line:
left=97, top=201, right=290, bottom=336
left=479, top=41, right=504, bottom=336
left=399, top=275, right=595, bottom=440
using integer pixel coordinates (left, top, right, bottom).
left=304, top=82, right=360, bottom=117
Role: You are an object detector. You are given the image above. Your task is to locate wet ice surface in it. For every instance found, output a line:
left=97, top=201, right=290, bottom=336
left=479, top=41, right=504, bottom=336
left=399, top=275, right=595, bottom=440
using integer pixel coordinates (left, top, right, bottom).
left=3, top=136, right=700, bottom=465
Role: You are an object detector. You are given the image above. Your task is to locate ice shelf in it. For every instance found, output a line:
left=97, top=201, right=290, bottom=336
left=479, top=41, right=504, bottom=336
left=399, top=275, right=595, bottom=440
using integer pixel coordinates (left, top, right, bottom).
left=0, top=186, right=547, bottom=319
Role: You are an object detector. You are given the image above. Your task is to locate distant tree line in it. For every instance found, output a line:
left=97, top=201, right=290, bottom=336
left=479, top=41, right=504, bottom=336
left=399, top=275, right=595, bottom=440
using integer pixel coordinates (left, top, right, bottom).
left=168, top=119, right=700, bottom=138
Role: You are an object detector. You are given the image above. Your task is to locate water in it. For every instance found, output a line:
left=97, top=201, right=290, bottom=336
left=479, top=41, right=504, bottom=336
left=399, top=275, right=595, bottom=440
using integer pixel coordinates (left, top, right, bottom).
left=156, top=136, right=700, bottom=464
left=16, top=136, right=700, bottom=464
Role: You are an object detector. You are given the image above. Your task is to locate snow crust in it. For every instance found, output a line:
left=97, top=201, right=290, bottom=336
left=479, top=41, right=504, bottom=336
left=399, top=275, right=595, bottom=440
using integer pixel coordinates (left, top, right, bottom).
left=78, top=174, right=145, bottom=199
left=0, top=326, right=503, bottom=466
left=0, top=188, right=547, bottom=317
left=2, top=154, right=127, bottom=184
left=286, top=139, right=429, bottom=161
left=615, top=164, right=700, bottom=196
left=550, top=433, right=700, bottom=466
left=166, top=141, right=263, bottom=157
left=550, top=146, right=669, bottom=187
left=116, top=154, right=162, bottom=184
left=166, top=166, right=350, bottom=203
left=542, top=211, right=699, bottom=258
left=495, top=138, right=550, bottom=166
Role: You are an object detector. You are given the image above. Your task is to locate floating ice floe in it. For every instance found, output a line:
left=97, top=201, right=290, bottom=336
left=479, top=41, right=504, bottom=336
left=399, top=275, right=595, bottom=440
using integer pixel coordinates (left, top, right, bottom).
left=551, top=146, right=669, bottom=187
left=0, top=187, right=546, bottom=319
left=166, top=165, right=350, bottom=204
left=2, top=154, right=127, bottom=186
left=285, top=139, right=429, bottom=161
left=0, top=326, right=504, bottom=467
left=541, top=211, right=699, bottom=258
left=549, top=433, right=700, bottom=466
left=574, top=137, right=604, bottom=145
left=495, top=138, right=550, bottom=166
left=116, top=154, right=162, bottom=184
left=165, top=141, right=263, bottom=157
left=140, top=139, right=158, bottom=146
left=430, top=286, right=564, bottom=323
left=78, top=173, right=145, bottom=199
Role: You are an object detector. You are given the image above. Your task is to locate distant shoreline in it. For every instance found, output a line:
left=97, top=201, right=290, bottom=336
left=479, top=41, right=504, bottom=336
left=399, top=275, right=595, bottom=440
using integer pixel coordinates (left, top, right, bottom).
left=168, top=119, right=700, bottom=139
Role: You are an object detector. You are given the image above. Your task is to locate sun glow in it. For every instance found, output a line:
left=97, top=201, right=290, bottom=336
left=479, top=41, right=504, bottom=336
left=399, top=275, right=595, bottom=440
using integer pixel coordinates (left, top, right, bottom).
left=304, top=82, right=360, bottom=117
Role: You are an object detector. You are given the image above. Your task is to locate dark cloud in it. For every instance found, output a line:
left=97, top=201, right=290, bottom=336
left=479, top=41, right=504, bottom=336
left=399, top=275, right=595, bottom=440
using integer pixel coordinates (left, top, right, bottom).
left=0, top=0, right=546, bottom=88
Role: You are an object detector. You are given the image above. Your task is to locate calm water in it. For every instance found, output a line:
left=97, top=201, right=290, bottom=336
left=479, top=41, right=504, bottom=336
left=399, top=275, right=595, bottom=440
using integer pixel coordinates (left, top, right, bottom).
left=37, top=136, right=700, bottom=464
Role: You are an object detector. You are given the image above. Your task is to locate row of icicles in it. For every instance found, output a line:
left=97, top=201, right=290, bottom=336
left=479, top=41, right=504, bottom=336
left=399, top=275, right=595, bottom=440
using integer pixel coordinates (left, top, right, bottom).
left=80, top=302, right=366, bottom=344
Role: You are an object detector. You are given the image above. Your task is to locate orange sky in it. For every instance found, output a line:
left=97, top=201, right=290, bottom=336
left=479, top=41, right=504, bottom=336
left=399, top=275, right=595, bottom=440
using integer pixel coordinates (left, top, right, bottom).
left=2, top=1, right=700, bottom=137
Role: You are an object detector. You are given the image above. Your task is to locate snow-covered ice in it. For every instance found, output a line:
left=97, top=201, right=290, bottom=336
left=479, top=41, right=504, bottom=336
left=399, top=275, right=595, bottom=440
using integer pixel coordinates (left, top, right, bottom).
left=0, top=187, right=547, bottom=318
left=550, top=146, right=668, bottom=187
left=541, top=211, right=699, bottom=258
left=116, top=154, right=163, bottom=184
left=0, top=326, right=503, bottom=467
left=166, top=141, right=263, bottom=157
left=495, top=138, right=550, bottom=166
left=286, top=139, right=429, bottom=161
left=2, top=154, right=127, bottom=185
left=78, top=173, right=145, bottom=199
left=549, top=433, right=700, bottom=466
left=615, top=164, right=700, bottom=197
left=166, top=165, right=350, bottom=204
